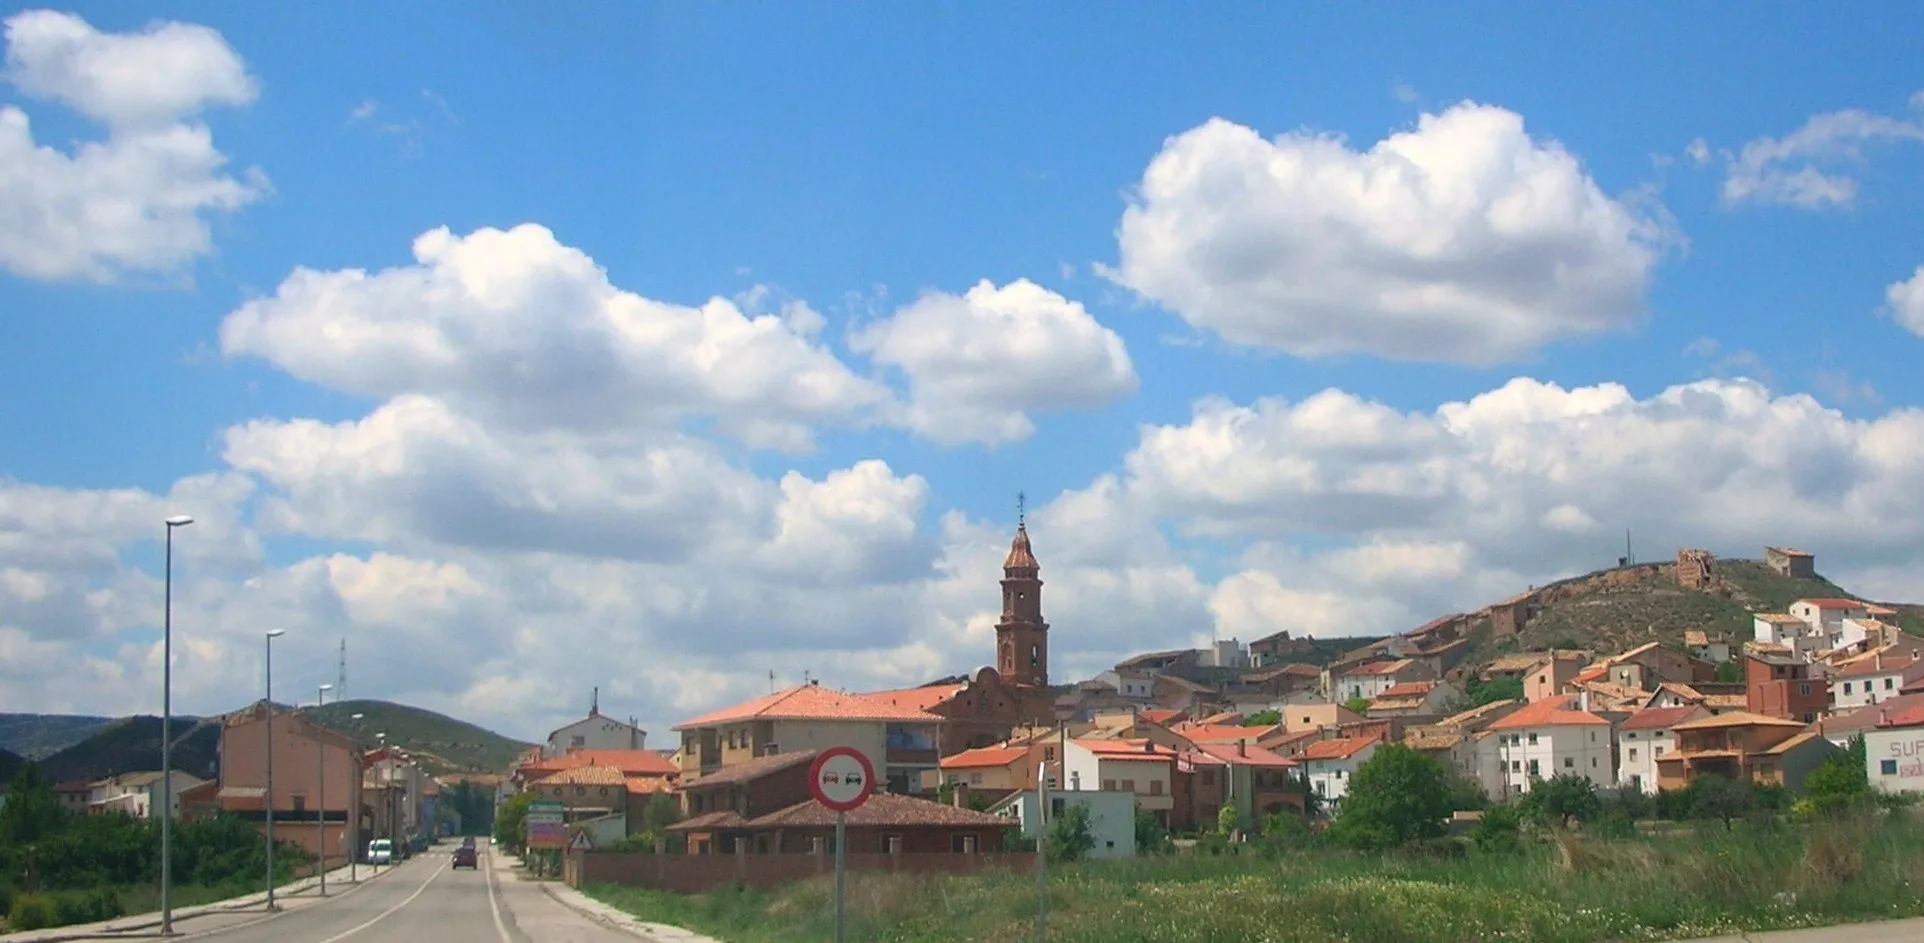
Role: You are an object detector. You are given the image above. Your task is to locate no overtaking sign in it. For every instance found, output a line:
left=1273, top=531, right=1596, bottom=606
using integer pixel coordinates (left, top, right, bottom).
left=809, top=746, right=875, bottom=812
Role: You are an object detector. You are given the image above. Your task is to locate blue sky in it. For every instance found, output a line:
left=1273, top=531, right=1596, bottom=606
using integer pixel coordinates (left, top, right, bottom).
left=3, top=3, right=1922, bottom=738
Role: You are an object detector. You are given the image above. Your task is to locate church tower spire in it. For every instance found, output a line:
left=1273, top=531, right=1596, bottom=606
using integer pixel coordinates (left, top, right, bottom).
left=996, top=492, right=1049, bottom=686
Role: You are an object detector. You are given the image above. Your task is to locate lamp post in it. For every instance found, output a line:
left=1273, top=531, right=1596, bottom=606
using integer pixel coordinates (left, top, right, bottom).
left=160, top=514, right=193, bottom=937
left=348, top=712, right=363, bottom=883
left=375, top=733, right=387, bottom=870
left=317, top=684, right=334, bottom=895
left=264, top=629, right=286, bottom=912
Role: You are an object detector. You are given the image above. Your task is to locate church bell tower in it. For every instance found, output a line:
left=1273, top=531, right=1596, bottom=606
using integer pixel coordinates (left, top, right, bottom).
left=995, top=493, right=1049, bottom=687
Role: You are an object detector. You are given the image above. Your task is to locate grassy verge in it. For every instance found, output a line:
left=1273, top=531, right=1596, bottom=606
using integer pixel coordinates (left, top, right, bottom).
left=585, top=813, right=1924, bottom=943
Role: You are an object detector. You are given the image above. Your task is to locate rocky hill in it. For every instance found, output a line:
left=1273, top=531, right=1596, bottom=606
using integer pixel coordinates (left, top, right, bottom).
left=1471, top=556, right=1922, bottom=664
left=309, top=700, right=533, bottom=774
left=0, top=713, right=115, bottom=760
left=34, top=715, right=224, bottom=784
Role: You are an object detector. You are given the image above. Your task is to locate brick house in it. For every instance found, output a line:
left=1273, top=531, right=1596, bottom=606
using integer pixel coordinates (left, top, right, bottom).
left=671, top=750, right=818, bottom=854
left=673, top=682, right=945, bottom=796
left=732, top=792, right=1014, bottom=855
left=1654, top=712, right=1836, bottom=792
left=217, top=702, right=366, bottom=867
left=1745, top=652, right=1827, bottom=723
left=1616, top=705, right=1711, bottom=795
left=1606, top=642, right=1714, bottom=690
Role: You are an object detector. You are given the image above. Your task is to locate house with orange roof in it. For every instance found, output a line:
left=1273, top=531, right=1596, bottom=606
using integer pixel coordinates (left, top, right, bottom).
left=1366, top=680, right=1461, bottom=718
left=516, top=748, right=679, bottom=793
left=1298, top=736, right=1380, bottom=809
left=932, top=745, right=1032, bottom=802
left=1831, top=651, right=1924, bottom=710
left=1789, top=598, right=1873, bottom=639
left=1615, top=705, right=1711, bottom=795
left=1654, top=712, right=1836, bottom=792
left=1332, top=658, right=1435, bottom=703
left=1866, top=702, right=1924, bottom=796
left=1063, top=739, right=1178, bottom=823
left=1278, top=702, right=1366, bottom=734
left=1524, top=652, right=1593, bottom=703
left=1485, top=694, right=1613, bottom=798
left=672, top=680, right=946, bottom=795
left=1604, top=642, right=1715, bottom=691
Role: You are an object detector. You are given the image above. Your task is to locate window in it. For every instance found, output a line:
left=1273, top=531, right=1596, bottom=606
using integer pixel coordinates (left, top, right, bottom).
left=1589, top=731, right=1596, bottom=742
left=1845, top=682, right=1854, bottom=695
left=571, top=735, right=585, bottom=748
left=1510, top=760, right=1521, bottom=772
left=1102, top=779, right=1116, bottom=791
left=1120, top=779, right=1136, bottom=792
left=1887, top=678, right=1897, bottom=690
left=1654, top=747, right=1664, bottom=757
left=1563, top=757, right=1574, bottom=769
left=1799, top=683, right=1811, bottom=696
left=1051, top=798, right=1065, bottom=817
left=1044, top=747, right=1055, bottom=761
left=575, top=786, right=586, bottom=797
left=1148, top=780, right=1163, bottom=795
left=952, top=834, right=978, bottom=854
left=884, top=835, right=904, bottom=855
left=1883, top=759, right=1899, bottom=776
left=1527, top=733, right=1538, bottom=745
left=292, top=795, right=306, bottom=813
left=1591, top=758, right=1597, bottom=768
left=1528, top=760, right=1540, bottom=777
left=1629, top=748, right=1639, bottom=761
left=969, top=772, right=982, bottom=785
left=599, top=787, right=609, bottom=797
left=1030, top=645, right=1039, bottom=666
left=1626, top=732, right=1637, bottom=740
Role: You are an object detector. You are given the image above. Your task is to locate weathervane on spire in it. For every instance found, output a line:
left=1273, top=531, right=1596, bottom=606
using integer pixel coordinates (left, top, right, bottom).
left=1016, top=490, right=1027, bottom=528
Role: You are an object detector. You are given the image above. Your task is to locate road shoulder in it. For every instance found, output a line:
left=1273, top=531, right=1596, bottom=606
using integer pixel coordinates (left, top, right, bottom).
left=493, top=853, right=721, bottom=943
left=0, top=861, right=399, bottom=943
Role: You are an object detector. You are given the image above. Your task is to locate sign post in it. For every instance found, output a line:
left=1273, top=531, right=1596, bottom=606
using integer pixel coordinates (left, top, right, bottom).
left=526, top=800, right=566, bottom=878
left=809, top=747, right=876, bottom=943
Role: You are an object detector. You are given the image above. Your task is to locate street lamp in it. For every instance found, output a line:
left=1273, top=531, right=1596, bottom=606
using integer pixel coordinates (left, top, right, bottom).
left=264, top=629, right=286, bottom=912
left=317, top=684, right=333, bottom=896
left=160, top=514, right=193, bottom=937
left=348, top=712, right=363, bottom=883
left=375, top=733, right=387, bottom=870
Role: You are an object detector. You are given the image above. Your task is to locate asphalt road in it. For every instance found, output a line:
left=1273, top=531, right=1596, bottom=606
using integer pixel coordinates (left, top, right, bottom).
left=190, top=847, right=641, bottom=943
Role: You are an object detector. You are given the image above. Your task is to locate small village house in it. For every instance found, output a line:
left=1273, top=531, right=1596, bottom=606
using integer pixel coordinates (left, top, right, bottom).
left=1604, top=642, right=1714, bottom=691
left=1830, top=652, right=1924, bottom=710
left=1366, top=680, right=1461, bottom=718
left=1745, top=651, right=1827, bottom=723
left=670, top=750, right=819, bottom=855
left=672, top=681, right=946, bottom=796
left=1485, top=695, right=1613, bottom=798
left=1298, top=737, right=1379, bottom=810
left=1654, top=712, right=1836, bottom=792
left=84, top=771, right=206, bottom=820
left=1279, top=702, right=1366, bottom=734
left=1789, top=598, right=1872, bottom=638
left=1865, top=704, right=1924, bottom=796
left=1615, top=706, right=1711, bottom=795
left=544, top=695, right=647, bottom=757
left=1524, top=652, right=1592, bottom=703
left=932, top=745, right=1031, bottom=806
left=218, top=702, right=367, bottom=867
left=992, top=789, right=1136, bottom=857
left=1063, top=739, right=1177, bottom=823
left=727, top=792, right=1014, bottom=856
left=1333, top=659, right=1435, bottom=702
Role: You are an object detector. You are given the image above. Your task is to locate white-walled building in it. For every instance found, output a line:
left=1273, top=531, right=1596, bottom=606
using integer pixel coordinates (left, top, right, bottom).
left=1333, top=660, right=1433, bottom=703
left=1095, top=670, right=1156, bottom=700
left=1615, top=705, right=1710, bottom=795
left=1298, top=737, right=1380, bottom=810
left=1485, top=695, right=1614, bottom=799
left=990, top=789, right=1138, bottom=858
left=1831, top=653, right=1924, bottom=710
left=86, top=771, right=206, bottom=820
left=1063, top=739, right=1177, bottom=822
left=1367, top=680, right=1462, bottom=718
left=1867, top=705, right=1924, bottom=796
left=1790, top=598, right=1872, bottom=639
left=545, top=696, right=647, bottom=757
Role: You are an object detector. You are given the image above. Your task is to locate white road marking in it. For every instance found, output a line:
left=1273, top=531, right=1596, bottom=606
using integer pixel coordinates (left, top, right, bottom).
left=483, top=848, right=515, bottom=943
left=315, top=856, right=449, bottom=943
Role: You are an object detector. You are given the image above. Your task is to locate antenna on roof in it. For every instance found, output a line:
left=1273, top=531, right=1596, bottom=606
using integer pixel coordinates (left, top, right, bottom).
left=591, top=686, right=599, bottom=716
left=1016, top=490, right=1027, bottom=528
left=769, top=670, right=776, bottom=693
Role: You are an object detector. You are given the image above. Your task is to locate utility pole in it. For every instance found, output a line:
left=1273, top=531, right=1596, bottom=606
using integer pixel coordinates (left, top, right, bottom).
left=317, top=684, right=333, bottom=895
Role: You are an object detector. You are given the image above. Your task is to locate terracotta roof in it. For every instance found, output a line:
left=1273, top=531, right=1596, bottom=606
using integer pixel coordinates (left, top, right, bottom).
left=1798, top=598, right=1866, bottom=610
left=1765, top=732, right=1829, bottom=755
left=1379, top=681, right=1435, bottom=699
left=1702, top=695, right=1749, bottom=710
left=1620, top=706, right=1705, bottom=732
left=862, top=683, right=967, bottom=713
left=1176, top=723, right=1276, bottom=744
left=1671, top=711, right=1808, bottom=731
left=626, top=777, right=675, bottom=796
left=682, top=750, right=818, bottom=789
left=1441, top=699, right=1520, bottom=727
left=940, top=746, right=1026, bottom=770
left=1188, top=742, right=1297, bottom=769
left=539, top=765, right=628, bottom=787
left=1299, top=737, right=1379, bottom=761
left=1612, top=641, right=1663, bottom=662
left=1344, top=659, right=1414, bottom=677
left=1004, top=524, right=1039, bottom=569
left=1139, top=709, right=1181, bottom=726
left=1074, top=739, right=1178, bottom=762
left=1753, top=614, right=1807, bottom=625
left=673, top=684, right=945, bottom=730
left=1486, top=695, right=1609, bottom=731
left=522, top=749, right=679, bottom=778
left=1878, top=703, right=1924, bottom=728
left=746, top=791, right=1012, bottom=830
left=1198, top=711, right=1241, bottom=725
left=1571, top=665, right=1609, bottom=686
left=1684, top=631, right=1711, bottom=647
left=1484, top=653, right=1551, bottom=673
left=1404, top=732, right=1463, bottom=751
left=1866, top=604, right=1898, bottom=616
left=666, top=810, right=749, bottom=831
left=1835, top=654, right=1921, bottom=679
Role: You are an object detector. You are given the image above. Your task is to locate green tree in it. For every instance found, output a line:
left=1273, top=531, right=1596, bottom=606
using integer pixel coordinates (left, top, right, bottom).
left=1343, top=697, right=1374, bottom=715
left=1524, top=774, right=1602, bottom=829
left=1243, top=709, right=1282, bottom=727
left=1215, top=804, right=1239, bottom=837
left=1473, top=803, right=1524, bottom=853
left=1804, top=736, right=1870, bottom=815
left=0, top=763, right=66, bottom=847
left=1713, top=660, right=1744, bottom=684
left=1331, top=743, right=1452, bottom=850
left=1442, top=771, right=1489, bottom=812
left=1045, top=802, right=1095, bottom=863
left=1688, top=776, right=1754, bottom=830
left=1464, top=675, right=1525, bottom=707
left=494, top=791, right=537, bottom=852
left=1133, top=807, right=1171, bottom=854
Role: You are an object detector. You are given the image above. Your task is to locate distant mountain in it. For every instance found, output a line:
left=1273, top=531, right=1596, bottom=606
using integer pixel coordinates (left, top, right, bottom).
left=1467, top=556, right=1922, bottom=664
left=309, top=700, right=533, bottom=774
left=0, top=713, right=115, bottom=759
left=36, top=716, right=222, bottom=784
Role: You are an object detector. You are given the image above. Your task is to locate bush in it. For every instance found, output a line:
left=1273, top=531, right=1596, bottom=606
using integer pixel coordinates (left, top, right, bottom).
left=1134, top=808, right=1172, bottom=855
left=1331, top=744, right=1453, bottom=851
left=8, top=894, right=55, bottom=932
left=1473, top=804, right=1524, bottom=854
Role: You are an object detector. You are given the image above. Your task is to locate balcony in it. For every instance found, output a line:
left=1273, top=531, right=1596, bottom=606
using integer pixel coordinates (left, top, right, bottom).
left=886, top=747, right=939, bottom=766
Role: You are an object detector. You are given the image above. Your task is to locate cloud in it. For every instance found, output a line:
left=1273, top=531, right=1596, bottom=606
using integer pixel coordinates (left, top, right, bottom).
left=1105, top=104, right=1670, bottom=365
left=1391, top=81, right=1419, bottom=104
left=218, top=224, right=894, bottom=453
left=1887, top=265, right=1924, bottom=337
left=849, top=279, right=1138, bottom=445
left=0, top=10, right=264, bottom=282
left=1716, top=107, right=1924, bottom=209
left=349, top=99, right=378, bottom=122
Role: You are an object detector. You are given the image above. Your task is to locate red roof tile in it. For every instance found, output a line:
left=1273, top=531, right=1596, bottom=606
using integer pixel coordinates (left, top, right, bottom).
left=1378, top=681, right=1435, bottom=699
left=673, top=684, right=945, bottom=730
left=1486, top=695, right=1610, bottom=731
left=1074, top=739, right=1178, bottom=762
left=861, top=683, right=967, bottom=713
left=1878, top=703, right=1924, bottom=728
left=1800, top=598, right=1868, bottom=610
left=939, top=746, right=1026, bottom=770
left=1619, top=706, right=1705, bottom=732
left=744, top=792, right=1012, bottom=829
left=1189, top=743, right=1297, bottom=769
left=626, top=777, right=675, bottom=796
left=682, top=750, right=818, bottom=789
left=1299, top=737, right=1379, bottom=761
left=1835, top=654, right=1921, bottom=679
left=522, top=748, right=679, bottom=778
left=540, top=765, right=627, bottom=787
left=1138, top=709, right=1181, bottom=726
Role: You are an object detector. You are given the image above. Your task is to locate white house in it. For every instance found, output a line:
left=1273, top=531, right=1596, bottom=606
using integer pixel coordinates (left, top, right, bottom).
left=545, top=696, right=647, bottom=757
left=1095, top=670, right=1156, bottom=700
left=990, top=789, right=1138, bottom=858
left=86, top=771, right=206, bottom=820
left=1864, top=704, right=1924, bottom=795
left=1485, top=695, right=1614, bottom=799
left=1830, top=653, right=1924, bottom=710
left=1333, top=659, right=1433, bottom=702
left=1615, top=706, right=1709, bottom=795
left=1366, top=680, right=1462, bottom=718
left=1063, top=739, right=1177, bottom=822
left=1298, top=737, right=1380, bottom=810
left=1791, top=598, right=1871, bottom=638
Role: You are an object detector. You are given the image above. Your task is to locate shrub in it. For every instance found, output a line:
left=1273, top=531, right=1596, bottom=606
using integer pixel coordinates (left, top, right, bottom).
left=1332, top=744, right=1452, bottom=851
left=8, top=894, right=55, bottom=932
left=1473, top=804, right=1524, bottom=854
left=1134, top=808, right=1172, bottom=855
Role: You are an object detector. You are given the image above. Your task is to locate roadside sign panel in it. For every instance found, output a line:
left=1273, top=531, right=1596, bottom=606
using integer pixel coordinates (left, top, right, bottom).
left=526, top=803, right=566, bottom=849
left=809, top=746, right=876, bottom=813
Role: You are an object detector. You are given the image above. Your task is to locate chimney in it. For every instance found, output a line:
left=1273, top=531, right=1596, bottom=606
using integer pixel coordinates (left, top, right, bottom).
left=1143, top=740, right=1154, bottom=753
left=1237, top=740, right=1247, bottom=757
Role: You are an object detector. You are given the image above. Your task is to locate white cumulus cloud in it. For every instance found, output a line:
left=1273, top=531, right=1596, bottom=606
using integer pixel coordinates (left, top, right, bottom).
left=1716, top=107, right=1924, bottom=209
left=1887, top=265, right=1924, bottom=337
left=1107, top=103, right=1669, bottom=365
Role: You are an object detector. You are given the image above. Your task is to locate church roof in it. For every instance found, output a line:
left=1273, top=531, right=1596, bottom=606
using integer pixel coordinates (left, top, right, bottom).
left=1004, top=524, right=1038, bottom=569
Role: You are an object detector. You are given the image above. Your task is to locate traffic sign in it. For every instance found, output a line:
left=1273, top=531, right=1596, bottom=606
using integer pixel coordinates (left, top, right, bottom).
left=568, top=830, right=594, bottom=852
left=808, top=746, right=876, bottom=813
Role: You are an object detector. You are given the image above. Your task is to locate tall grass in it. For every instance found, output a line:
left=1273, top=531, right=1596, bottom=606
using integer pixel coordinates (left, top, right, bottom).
left=585, top=812, right=1924, bottom=943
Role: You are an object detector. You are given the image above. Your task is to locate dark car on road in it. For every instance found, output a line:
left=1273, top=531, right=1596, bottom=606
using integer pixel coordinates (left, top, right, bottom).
left=452, top=845, right=478, bottom=869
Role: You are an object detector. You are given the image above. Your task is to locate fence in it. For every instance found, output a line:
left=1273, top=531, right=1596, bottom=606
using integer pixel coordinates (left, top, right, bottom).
left=566, top=850, right=1035, bottom=894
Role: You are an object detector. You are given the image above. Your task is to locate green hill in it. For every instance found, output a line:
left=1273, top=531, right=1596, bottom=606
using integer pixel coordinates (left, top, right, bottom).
left=0, top=747, right=23, bottom=786
left=308, top=700, right=532, bottom=774
left=1473, top=557, right=1922, bottom=664
left=36, top=716, right=223, bottom=784
left=0, top=713, right=115, bottom=759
